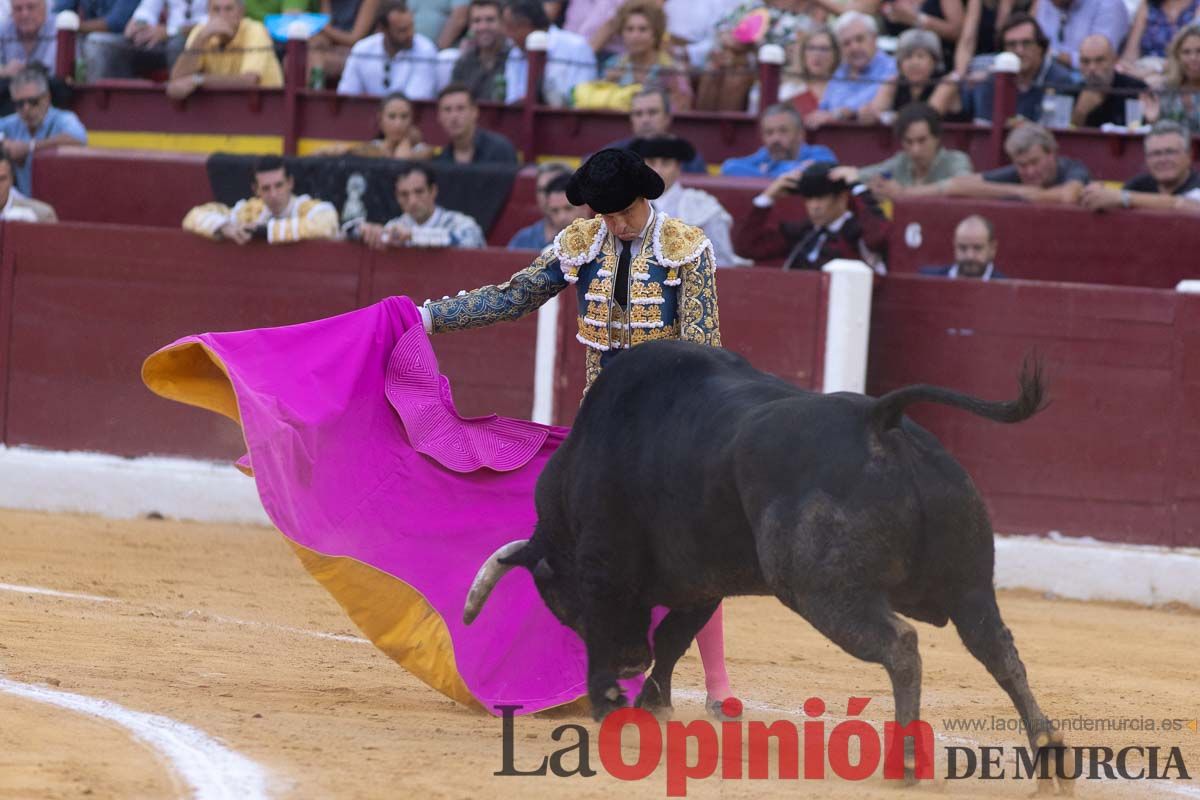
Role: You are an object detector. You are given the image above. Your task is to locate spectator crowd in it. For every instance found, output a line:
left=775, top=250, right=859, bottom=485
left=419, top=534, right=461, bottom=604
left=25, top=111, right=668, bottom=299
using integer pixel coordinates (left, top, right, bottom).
left=0, top=0, right=1195, bottom=277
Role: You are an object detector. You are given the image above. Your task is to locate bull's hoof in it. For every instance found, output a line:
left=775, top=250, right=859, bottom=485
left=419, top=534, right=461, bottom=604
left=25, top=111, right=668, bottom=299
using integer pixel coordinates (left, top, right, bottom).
left=1030, top=735, right=1074, bottom=797
left=589, top=685, right=628, bottom=722
left=634, top=676, right=673, bottom=721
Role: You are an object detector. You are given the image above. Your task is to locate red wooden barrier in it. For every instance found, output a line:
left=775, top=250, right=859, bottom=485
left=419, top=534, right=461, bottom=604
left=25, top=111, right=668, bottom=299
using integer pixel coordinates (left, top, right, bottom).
left=551, top=269, right=830, bottom=426
left=889, top=198, right=1200, bottom=288
left=868, top=275, right=1199, bottom=547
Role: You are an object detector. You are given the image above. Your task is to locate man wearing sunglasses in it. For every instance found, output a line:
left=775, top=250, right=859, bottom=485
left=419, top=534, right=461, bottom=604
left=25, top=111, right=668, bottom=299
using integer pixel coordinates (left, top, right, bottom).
left=0, top=67, right=88, bottom=197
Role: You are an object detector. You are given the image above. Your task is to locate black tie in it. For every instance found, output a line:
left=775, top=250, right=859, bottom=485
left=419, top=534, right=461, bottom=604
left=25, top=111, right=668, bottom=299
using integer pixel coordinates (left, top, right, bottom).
left=615, top=239, right=632, bottom=308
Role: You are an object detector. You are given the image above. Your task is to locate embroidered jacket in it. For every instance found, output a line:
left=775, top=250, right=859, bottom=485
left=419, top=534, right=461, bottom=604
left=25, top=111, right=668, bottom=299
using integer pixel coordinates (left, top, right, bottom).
left=425, top=210, right=722, bottom=389
left=182, top=194, right=339, bottom=244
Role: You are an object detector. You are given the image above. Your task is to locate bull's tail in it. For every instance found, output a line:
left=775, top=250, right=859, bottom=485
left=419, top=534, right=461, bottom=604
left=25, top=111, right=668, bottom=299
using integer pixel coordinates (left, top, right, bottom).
left=869, top=356, right=1047, bottom=433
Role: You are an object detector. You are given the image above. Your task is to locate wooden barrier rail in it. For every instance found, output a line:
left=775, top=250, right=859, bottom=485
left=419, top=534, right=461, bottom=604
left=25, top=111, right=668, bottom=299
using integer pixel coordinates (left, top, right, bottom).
left=1, top=221, right=1195, bottom=546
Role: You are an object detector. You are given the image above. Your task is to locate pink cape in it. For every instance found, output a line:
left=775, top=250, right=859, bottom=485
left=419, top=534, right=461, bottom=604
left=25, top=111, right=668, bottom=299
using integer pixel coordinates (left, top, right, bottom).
left=143, top=295, right=651, bottom=715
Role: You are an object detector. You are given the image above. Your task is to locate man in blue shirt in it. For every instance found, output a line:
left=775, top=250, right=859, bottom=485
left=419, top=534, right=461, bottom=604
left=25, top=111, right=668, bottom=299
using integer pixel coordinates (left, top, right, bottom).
left=0, top=0, right=58, bottom=76
left=809, top=11, right=896, bottom=126
left=507, top=172, right=586, bottom=250
left=0, top=68, right=89, bottom=197
left=720, top=104, right=837, bottom=179
left=969, top=14, right=1080, bottom=123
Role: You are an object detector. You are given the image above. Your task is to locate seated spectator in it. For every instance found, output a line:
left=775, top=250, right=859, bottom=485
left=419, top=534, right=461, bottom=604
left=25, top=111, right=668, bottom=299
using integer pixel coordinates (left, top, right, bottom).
left=1143, top=23, right=1200, bottom=131
left=450, top=0, right=511, bottom=101
left=306, top=0, right=382, bottom=83
left=807, top=12, right=897, bottom=126
left=55, top=0, right=142, bottom=80
left=433, top=82, right=517, bottom=163
left=1035, top=0, right=1129, bottom=69
left=166, top=0, right=283, bottom=99
left=865, top=29, right=965, bottom=121
left=969, top=13, right=1079, bottom=122
left=602, top=87, right=708, bottom=173
left=632, top=135, right=751, bottom=267
left=0, top=155, right=56, bottom=221
left=781, top=27, right=839, bottom=117
left=600, top=0, right=693, bottom=111
left=880, top=123, right=1090, bottom=204
left=0, top=68, right=88, bottom=197
left=337, top=0, right=437, bottom=98
left=183, top=156, right=339, bottom=244
left=919, top=214, right=1006, bottom=279
left=102, top=0, right=208, bottom=78
left=1080, top=120, right=1200, bottom=211
left=360, top=163, right=485, bottom=248
left=507, top=170, right=587, bottom=249
left=0, top=0, right=58, bottom=78
left=733, top=161, right=889, bottom=273
left=843, top=102, right=973, bottom=188
left=696, top=0, right=817, bottom=112
left=562, top=0, right=622, bottom=58
left=317, top=91, right=433, bottom=158
left=410, top=0, right=470, bottom=49
left=720, top=103, right=837, bottom=178
left=874, top=0, right=966, bottom=55
left=502, top=0, right=597, bottom=107
left=952, top=0, right=1015, bottom=76
left=1122, top=0, right=1198, bottom=72
left=1072, top=34, right=1148, bottom=126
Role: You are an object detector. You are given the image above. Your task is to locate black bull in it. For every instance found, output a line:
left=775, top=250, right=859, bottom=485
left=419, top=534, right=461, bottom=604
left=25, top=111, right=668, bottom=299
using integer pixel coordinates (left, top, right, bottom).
left=464, top=340, right=1070, bottom=787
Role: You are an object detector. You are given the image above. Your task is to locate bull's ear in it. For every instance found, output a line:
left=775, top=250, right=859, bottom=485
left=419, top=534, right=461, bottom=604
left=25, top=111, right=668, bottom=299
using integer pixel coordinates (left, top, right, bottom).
left=497, top=540, right=542, bottom=569
left=533, top=558, right=554, bottom=580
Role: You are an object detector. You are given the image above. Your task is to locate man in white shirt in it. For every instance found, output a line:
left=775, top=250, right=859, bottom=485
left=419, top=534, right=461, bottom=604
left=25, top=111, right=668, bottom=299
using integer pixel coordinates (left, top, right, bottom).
left=360, top=164, right=485, bottom=248
left=338, top=0, right=438, bottom=99
left=87, top=0, right=207, bottom=76
left=0, top=155, right=56, bottom=222
left=631, top=135, right=750, bottom=267
left=501, top=0, right=595, bottom=107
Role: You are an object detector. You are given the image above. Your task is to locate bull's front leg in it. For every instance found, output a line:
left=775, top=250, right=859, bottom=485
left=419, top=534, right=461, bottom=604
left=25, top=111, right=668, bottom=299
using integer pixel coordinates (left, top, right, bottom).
left=581, top=599, right=652, bottom=721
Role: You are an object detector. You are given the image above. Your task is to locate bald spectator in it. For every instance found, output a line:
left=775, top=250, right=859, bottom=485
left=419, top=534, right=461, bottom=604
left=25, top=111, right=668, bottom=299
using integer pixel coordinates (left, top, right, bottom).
left=807, top=12, right=896, bottom=127
left=920, top=215, right=1006, bottom=279
left=602, top=88, right=708, bottom=174
left=502, top=0, right=596, bottom=107
left=433, top=83, right=518, bottom=164
left=1071, top=34, right=1147, bottom=127
left=338, top=0, right=438, bottom=99
left=1035, top=0, right=1129, bottom=69
left=881, top=123, right=1090, bottom=205
left=166, top=0, right=282, bottom=100
left=720, top=103, right=837, bottom=178
left=507, top=171, right=587, bottom=250
left=0, top=0, right=57, bottom=76
left=1080, top=120, right=1200, bottom=212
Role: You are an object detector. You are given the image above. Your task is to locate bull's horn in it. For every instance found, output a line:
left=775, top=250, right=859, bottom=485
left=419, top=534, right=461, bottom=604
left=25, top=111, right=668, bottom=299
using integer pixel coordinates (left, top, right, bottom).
left=462, top=540, right=529, bottom=625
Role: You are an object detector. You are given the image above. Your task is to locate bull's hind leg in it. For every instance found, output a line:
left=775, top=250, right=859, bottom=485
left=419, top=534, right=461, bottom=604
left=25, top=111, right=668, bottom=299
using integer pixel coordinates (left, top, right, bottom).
left=951, top=588, right=1073, bottom=795
left=634, top=602, right=720, bottom=720
left=783, top=588, right=925, bottom=783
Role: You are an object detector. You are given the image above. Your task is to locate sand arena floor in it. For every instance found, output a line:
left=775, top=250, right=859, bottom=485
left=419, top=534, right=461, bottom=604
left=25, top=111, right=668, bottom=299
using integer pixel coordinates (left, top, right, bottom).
left=0, top=507, right=1197, bottom=800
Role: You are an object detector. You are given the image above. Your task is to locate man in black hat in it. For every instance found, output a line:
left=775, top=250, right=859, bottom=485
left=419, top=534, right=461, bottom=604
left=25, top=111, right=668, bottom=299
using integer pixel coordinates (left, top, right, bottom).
left=733, top=161, right=889, bottom=273
left=629, top=136, right=751, bottom=268
left=417, top=147, right=732, bottom=717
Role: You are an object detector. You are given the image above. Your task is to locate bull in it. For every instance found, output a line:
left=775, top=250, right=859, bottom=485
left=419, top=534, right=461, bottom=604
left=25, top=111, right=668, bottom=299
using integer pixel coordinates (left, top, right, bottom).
left=463, top=339, right=1070, bottom=787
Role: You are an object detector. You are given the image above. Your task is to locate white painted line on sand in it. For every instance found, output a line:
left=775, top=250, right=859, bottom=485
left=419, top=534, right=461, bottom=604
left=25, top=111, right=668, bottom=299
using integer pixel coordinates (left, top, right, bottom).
left=0, top=677, right=271, bottom=800
left=0, top=582, right=118, bottom=603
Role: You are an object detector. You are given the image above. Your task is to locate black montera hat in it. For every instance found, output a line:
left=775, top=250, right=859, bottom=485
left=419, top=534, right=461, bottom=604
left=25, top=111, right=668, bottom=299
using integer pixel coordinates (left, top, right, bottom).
left=626, top=136, right=698, bottom=164
left=566, top=148, right=665, bottom=214
left=796, top=161, right=849, bottom=198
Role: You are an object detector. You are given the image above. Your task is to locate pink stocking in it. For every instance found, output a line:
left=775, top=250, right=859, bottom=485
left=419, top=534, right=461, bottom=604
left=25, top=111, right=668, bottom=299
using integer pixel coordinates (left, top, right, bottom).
left=695, top=602, right=732, bottom=701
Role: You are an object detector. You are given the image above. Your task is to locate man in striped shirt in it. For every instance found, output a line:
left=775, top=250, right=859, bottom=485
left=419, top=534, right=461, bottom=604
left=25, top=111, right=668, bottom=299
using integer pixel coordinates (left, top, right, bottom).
left=360, top=163, right=485, bottom=249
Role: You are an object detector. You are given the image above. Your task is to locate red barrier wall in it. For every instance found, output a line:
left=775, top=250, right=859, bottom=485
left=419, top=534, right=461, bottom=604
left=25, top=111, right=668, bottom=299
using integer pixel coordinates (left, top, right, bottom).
left=868, top=275, right=1200, bottom=547
left=889, top=198, right=1200, bottom=288
left=551, top=269, right=829, bottom=426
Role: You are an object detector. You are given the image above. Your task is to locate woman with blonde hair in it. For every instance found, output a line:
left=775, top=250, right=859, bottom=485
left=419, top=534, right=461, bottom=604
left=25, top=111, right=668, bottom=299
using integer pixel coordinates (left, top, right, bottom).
left=317, top=92, right=433, bottom=159
left=1142, top=23, right=1200, bottom=130
left=601, top=0, right=694, bottom=110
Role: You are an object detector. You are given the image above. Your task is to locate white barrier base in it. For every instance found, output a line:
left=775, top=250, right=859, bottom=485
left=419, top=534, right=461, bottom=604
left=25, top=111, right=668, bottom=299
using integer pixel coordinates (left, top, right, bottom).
left=0, top=445, right=1196, bottom=609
